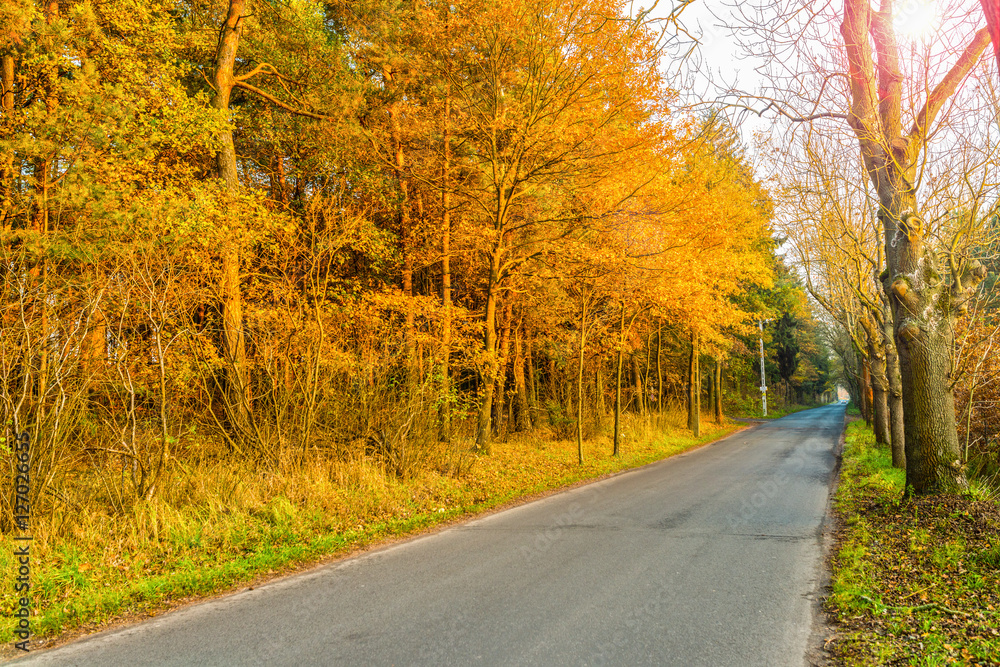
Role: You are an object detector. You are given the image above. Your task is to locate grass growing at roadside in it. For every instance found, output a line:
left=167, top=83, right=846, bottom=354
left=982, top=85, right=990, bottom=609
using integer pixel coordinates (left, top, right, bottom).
left=828, top=420, right=1000, bottom=665
left=1, top=410, right=740, bottom=648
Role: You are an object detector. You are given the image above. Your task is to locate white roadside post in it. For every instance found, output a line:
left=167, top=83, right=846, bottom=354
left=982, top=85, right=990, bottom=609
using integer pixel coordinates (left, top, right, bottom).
left=758, top=319, right=770, bottom=416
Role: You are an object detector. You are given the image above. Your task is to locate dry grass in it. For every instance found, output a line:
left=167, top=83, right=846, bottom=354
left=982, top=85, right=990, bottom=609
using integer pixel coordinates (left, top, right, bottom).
left=1, top=409, right=738, bottom=648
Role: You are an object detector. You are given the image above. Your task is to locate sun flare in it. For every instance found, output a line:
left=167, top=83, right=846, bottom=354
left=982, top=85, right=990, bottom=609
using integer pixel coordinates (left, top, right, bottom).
left=893, top=0, right=940, bottom=40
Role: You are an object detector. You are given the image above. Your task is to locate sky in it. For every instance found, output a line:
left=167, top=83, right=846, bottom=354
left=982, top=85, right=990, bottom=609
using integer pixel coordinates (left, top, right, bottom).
left=660, top=0, right=950, bottom=159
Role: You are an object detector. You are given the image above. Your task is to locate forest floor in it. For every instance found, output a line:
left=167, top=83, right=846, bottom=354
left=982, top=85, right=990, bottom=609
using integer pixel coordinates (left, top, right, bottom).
left=827, top=419, right=1000, bottom=665
left=2, top=410, right=746, bottom=655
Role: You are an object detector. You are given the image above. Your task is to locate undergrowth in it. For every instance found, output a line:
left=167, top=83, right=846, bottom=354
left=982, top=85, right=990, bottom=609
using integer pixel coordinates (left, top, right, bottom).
left=828, top=420, right=1000, bottom=665
left=1, top=410, right=739, bottom=650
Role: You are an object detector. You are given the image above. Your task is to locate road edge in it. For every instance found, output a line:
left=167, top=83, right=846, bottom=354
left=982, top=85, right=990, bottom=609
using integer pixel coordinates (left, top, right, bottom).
left=803, top=407, right=847, bottom=666
left=3, top=421, right=758, bottom=663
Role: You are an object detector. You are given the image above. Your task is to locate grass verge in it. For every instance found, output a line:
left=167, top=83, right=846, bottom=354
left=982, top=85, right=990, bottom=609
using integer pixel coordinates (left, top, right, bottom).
left=2, top=411, right=740, bottom=653
left=828, top=419, right=1000, bottom=665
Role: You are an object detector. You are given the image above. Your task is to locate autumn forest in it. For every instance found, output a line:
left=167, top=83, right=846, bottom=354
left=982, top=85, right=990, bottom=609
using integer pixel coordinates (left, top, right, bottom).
left=1, top=0, right=1000, bottom=652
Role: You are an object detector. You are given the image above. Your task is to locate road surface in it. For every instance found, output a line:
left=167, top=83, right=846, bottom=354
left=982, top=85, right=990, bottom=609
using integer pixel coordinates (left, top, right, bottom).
left=14, top=404, right=844, bottom=666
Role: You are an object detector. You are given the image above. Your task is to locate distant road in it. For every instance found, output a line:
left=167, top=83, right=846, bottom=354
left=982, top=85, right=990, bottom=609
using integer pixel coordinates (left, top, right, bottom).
left=14, top=404, right=844, bottom=666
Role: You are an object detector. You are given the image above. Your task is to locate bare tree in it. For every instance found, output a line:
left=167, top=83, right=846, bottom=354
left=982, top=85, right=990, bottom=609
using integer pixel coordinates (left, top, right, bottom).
left=717, top=0, right=997, bottom=494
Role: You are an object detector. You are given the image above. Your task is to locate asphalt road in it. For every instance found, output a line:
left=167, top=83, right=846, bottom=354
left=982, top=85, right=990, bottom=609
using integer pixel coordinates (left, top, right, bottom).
left=14, top=403, right=844, bottom=666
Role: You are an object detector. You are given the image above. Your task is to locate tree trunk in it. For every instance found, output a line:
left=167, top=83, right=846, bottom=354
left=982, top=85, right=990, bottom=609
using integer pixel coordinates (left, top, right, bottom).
left=526, top=332, right=538, bottom=427
left=687, top=331, right=700, bottom=437
left=644, top=329, right=653, bottom=414
left=546, top=357, right=558, bottom=413
left=860, top=354, right=872, bottom=425
left=883, top=307, right=906, bottom=469
left=868, top=337, right=891, bottom=449
left=656, top=323, right=663, bottom=412
left=439, top=79, right=453, bottom=442
left=512, top=319, right=531, bottom=432
left=841, top=0, right=989, bottom=493
left=632, top=355, right=644, bottom=415
left=475, top=253, right=500, bottom=451
left=714, top=357, right=723, bottom=424
left=269, top=152, right=288, bottom=206
left=386, top=87, right=416, bottom=372
left=493, top=300, right=512, bottom=435
left=213, top=0, right=250, bottom=436
left=0, top=55, right=13, bottom=231
left=594, top=356, right=605, bottom=428
left=707, top=358, right=715, bottom=419
left=614, top=303, right=625, bottom=456
left=576, top=297, right=587, bottom=465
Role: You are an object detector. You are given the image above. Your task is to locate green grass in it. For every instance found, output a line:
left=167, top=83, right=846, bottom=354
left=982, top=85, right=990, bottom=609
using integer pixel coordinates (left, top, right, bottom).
left=828, top=420, right=1000, bottom=665
left=1, top=412, right=742, bottom=649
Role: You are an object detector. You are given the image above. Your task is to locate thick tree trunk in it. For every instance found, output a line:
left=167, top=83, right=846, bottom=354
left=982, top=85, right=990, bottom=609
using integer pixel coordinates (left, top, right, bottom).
left=880, top=193, right=977, bottom=493
left=841, top=1, right=989, bottom=493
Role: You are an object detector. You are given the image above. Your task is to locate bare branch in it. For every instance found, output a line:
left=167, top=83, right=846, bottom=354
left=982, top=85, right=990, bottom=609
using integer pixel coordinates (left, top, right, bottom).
left=232, top=80, right=333, bottom=121
left=909, top=28, right=992, bottom=143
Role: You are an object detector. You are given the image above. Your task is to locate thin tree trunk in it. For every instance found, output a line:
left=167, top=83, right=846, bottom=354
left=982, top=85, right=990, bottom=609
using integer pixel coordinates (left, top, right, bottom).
left=714, top=357, right=723, bottom=423
left=644, top=329, right=652, bottom=415
left=576, top=296, right=587, bottom=465
left=594, top=356, right=605, bottom=428
left=270, top=152, right=288, bottom=206
left=32, top=0, right=61, bottom=418
left=707, top=358, right=715, bottom=419
left=493, top=300, right=512, bottom=435
left=867, top=336, right=891, bottom=448
left=687, top=332, right=700, bottom=436
left=883, top=307, right=906, bottom=468
left=546, top=357, right=558, bottom=413
left=632, top=355, right=644, bottom=415
left=386, top=86, right=416, bottom=373
left=475, top=252, right=500, bottom=451
left=614, top=303, right=626, bottom=456
left=512, top=318, right=531, bottom=432
left=656, top=323, right=663, bottom=413
left=0, top=55, right=14, bottom=231
left=439, top=77, right=453, bottom=442
left=213, top=0, right=250, bottom=436
left=526, top=331, right=538, bottom=427
left=861, top=355, right=873, bottom=426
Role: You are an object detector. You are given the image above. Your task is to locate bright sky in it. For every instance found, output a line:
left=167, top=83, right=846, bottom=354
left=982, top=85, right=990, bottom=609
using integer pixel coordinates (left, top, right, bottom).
left=662, top=2, right=773, bottom=171
left=893, top=0, right=942, bottom=40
